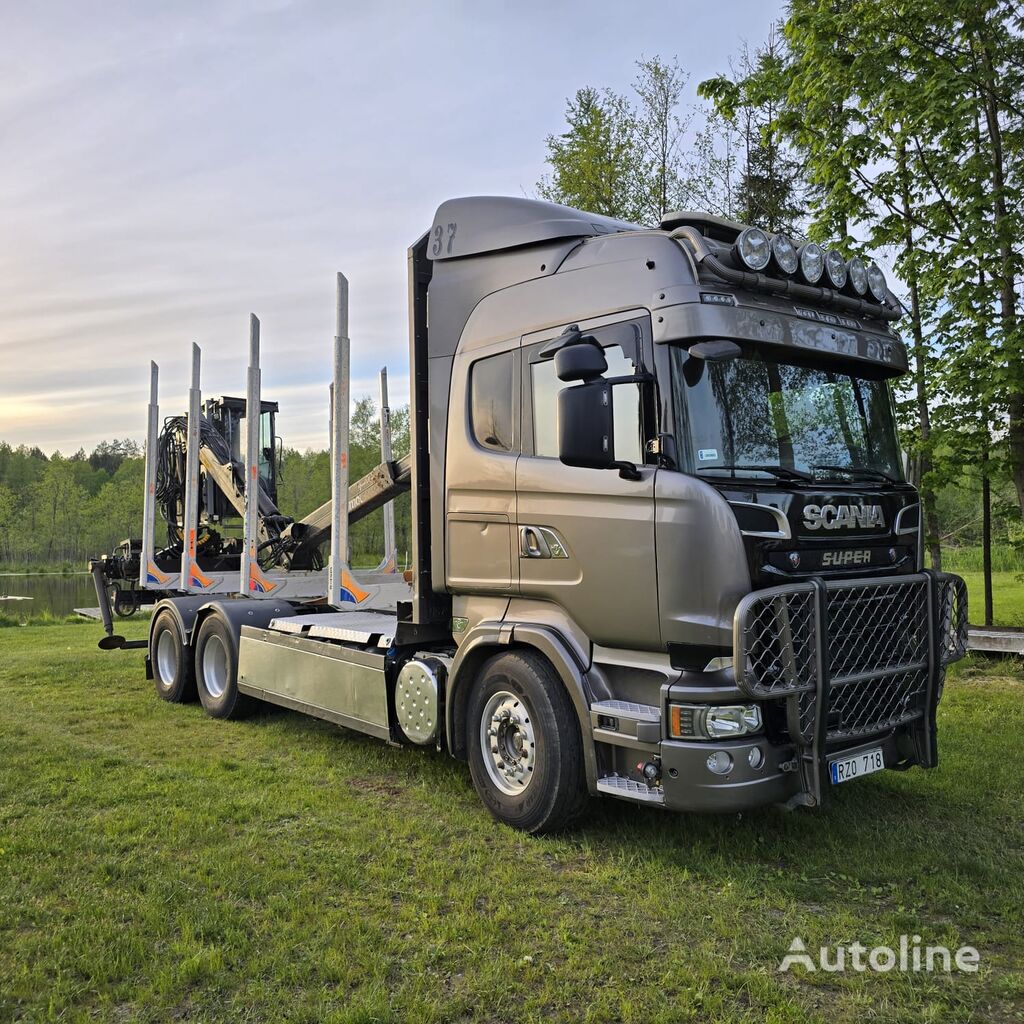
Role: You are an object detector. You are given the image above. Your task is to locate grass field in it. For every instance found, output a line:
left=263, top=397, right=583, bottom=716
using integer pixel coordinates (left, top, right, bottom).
left=958, top=571, right=1024, bottom=627
left=1, top=623, right=1023, bottom=1023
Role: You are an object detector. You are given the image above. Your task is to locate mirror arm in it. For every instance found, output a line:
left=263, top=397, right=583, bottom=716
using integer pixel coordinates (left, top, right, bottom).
left=614, top=461, right=641, bottom=481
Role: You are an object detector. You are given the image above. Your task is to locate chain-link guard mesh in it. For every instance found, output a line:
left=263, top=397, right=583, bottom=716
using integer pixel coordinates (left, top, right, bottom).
left=936, top=574, right=969, bottom=664
left=734, top=583, right=817, bottom=697
left=735, top=572, right=968, bottom=744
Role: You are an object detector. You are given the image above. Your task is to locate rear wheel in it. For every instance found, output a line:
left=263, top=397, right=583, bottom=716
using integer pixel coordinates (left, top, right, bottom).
left=111, top=585, right=139, bottom=618
left=467, top=650, right=588, bottom=834
left=194, top=615, right=254, bottom=719
left=151, top=610, right=195, bottom=703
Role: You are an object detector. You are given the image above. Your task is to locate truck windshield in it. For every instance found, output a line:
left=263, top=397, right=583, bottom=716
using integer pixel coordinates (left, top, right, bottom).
left=668, top=343, right=904, bottom=482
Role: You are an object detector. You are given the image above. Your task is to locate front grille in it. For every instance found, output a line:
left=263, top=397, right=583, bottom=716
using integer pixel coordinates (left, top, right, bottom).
left=735, top=572, right=967, bottom=743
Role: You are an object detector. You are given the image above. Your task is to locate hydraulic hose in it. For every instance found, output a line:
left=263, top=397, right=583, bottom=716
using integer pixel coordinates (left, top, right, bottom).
left=669, top=226, right=902, bottom=323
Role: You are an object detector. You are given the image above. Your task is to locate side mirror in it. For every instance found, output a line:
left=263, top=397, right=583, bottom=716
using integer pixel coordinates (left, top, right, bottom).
left=557, top=380, right=615, bottom=470
left=554, top=339, right=607, bottom=382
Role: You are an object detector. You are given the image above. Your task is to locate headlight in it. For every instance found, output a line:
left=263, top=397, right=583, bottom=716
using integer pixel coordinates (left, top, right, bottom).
left=733, top=227, right=771, bottom=271
left=669, top=703, right=763, bottom=740
left=705, top=705, right=763, bottom=738
left=823, top=249, right=848, bottom=289
left=798, top=242, right=824, bottom=283
left=771, top=233, right=799, bottom=275
left=847, top=257, right=868, bottom=295
left=867, top=262, right=888, bottom=302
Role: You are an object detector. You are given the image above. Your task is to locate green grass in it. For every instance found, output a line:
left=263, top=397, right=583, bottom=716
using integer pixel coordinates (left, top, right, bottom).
left=942, top=546, right=1024, bottom=575
left=956, top=571, right=1024, bottom=627
left=0, top=610, right=96, bottom=629
left=1, top=624, right=1023, bottom=1023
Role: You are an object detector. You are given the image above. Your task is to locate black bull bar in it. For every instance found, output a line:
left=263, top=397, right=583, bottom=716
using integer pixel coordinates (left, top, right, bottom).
left=733, top=571, right=969, bottom=806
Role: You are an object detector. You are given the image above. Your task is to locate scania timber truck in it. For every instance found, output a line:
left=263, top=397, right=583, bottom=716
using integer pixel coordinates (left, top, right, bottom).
left=96, top=196, right=968, bottom=834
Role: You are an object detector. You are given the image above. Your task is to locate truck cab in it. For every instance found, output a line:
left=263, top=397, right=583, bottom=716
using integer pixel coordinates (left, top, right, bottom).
left=412, top=197, right=967, bottom=819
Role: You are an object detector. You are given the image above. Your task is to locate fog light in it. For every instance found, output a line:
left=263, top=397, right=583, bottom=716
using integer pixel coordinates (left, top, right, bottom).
left=770, top=233, right=799, bottom=275
left=748, top=747, right=764, bottom=770
left=798, top=242, right=824, bottom=283
left=706, top=751, right=733, bottom=775
left=867, top=262, right=888, bottom=302
left=846, top=257, right=868, bottom=295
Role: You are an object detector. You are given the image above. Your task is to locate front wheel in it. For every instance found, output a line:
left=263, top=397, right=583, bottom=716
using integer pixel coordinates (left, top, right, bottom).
left=194, top=615, right=254, bottom=719
left=467, top=650, right=588, bottom=834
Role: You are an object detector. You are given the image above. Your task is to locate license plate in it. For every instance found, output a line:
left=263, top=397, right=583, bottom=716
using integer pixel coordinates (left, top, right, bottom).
left=829, top=747, right=885, bottom=785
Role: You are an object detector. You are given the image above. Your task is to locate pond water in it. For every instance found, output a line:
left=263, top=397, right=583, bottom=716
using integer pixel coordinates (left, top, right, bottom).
left=0, top=573, right=99, bottom=618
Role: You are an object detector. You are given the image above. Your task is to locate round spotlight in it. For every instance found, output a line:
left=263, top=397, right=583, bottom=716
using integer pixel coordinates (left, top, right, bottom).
left=733, top=227, right=771, bottom=272
left=824, top=249, right=848, bottom=289
left=867, top=263, right=888, bottom=302
left=771, top=233, right=799, bottom=275
left=847, top=257, right=868, bottom=296
left=798, top=242, right=824, bottom=284
left=706, top=751, right=733, bottom=776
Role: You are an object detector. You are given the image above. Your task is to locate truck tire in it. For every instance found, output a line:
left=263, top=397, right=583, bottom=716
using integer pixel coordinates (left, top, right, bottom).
left=151, top=610, right=196, bottom=703
left=467, top=650, right=588, bottom=834
left=194, top=615, right=254, bottom=720
left=111, top=585, right=140, bottom=618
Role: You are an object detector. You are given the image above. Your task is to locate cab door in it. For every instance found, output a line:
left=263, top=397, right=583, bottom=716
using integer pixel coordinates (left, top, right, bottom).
left=445, top=340, right=519, bottom=593
left=515, top=316, right=659, bottom=650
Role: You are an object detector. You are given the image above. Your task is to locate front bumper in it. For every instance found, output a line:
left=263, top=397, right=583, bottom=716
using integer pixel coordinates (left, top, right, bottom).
left=658, top=571, right=968, bottom=811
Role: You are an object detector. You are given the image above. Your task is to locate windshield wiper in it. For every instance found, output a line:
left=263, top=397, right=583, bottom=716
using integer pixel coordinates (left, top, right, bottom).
left=697, top=463, right=815, bottom=483
left=810, top=464, right=898, bottom=484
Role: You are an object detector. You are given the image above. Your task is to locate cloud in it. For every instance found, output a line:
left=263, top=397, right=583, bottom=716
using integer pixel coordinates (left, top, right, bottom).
left=0, top=0, right=783, bottom=455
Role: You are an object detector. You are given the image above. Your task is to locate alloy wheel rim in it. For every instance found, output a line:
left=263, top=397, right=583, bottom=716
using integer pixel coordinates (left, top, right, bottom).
left=480, top=690, right=537, bottom=796
left=156, top=629, right=178, bottom=684
left=202, top=634, right=229, bottom=699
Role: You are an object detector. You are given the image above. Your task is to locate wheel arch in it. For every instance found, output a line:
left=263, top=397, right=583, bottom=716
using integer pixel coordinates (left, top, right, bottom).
left=446, top=622, right=599, bottom=792
left=147, top=596, right=297, bottom=676
left=190, top=598, right=298, bottom=672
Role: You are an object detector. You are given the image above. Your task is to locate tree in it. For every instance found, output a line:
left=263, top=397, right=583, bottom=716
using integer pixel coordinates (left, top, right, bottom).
left=700, top=26, right=809, bottom=233
left=537, top=86, right=643, bottom=221
left=538, top=57, right=695, bottom=224
left=699, top=1, right=1024, bottom=599
left=632, top=57, right=693, bottom=223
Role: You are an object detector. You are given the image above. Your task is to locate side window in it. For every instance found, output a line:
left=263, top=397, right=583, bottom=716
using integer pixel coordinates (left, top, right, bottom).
left=530, top=344, right=643, bottom=463
left=470, top=351, right=514, bottom=452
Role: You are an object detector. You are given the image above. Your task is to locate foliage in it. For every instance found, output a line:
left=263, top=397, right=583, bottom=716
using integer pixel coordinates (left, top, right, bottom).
left=539, top=49, right=809, bottom=232
left=698, top=27, right=810, bottom=233
left=696, top=0, right=1024, bottom=594
left=537, top=57, right=700, bottom=224
left=0, top=398, right=411, bottom=572
left=537, top=84, right=646, bottom=221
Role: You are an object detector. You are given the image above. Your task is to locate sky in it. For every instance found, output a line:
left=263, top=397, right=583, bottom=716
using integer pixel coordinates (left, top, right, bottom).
left=0, top=0, right=784, bottom=454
